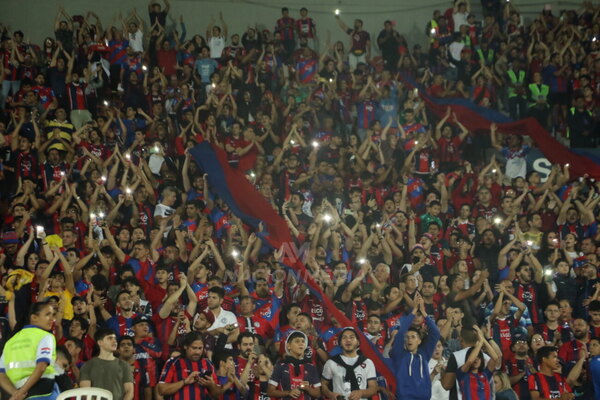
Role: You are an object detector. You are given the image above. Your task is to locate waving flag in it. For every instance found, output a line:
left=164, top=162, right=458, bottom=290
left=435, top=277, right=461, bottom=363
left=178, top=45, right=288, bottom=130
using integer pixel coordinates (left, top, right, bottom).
left=189, top=142, right=397, bottom=390
left=397, top=73, right=600, bottom=179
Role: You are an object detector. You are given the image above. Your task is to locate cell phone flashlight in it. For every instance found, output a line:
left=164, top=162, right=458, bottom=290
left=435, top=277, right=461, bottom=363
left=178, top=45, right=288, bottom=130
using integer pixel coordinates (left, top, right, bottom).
left=101, top=175, right=107, bottom=182
left=413, top=88, right=419, bottom=96
left=526, top=240, right=533, bottom=247
left=334, top=9, right=340, bottom=15
left=36, top=225, right=44, bottom=238
left=358, top=258, right=367, bottom=265
left=493, top=217, right=502, bottom=225
left=125, top=153, right=131, bottom=160
left=492, top=169, right=497, bottom=173
left=290, top=139, right=296, bottom=145
left=142, top=65, right=148, bottom=71
left=311, top=140, right=319, bottom=148
left=430, top=28, right=436, bottom=35
left=231, top=249, right=240, bottom=258
left=126, top=187, right=132, bottom=194
left=98, top=212, right=105, bottom=219
left=323, top=214, right=332, bottom=223
left=103, top=100, right=109, bottom=107
left=60, top=171, right=65, bottom=177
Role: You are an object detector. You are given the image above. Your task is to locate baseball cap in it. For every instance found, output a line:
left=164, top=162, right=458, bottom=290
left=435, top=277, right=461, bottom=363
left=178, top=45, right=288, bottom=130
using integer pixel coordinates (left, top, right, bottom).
left=132, top=315, right=151, bottom=326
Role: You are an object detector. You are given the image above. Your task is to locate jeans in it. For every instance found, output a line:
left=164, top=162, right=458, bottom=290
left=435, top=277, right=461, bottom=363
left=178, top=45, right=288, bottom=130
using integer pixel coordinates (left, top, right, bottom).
left=1, top=80, right=21, bottom=109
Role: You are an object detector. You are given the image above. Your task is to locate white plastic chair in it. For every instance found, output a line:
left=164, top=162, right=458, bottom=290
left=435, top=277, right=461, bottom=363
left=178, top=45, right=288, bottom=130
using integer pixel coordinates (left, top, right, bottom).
left=56, top=387, right=113, bottom=400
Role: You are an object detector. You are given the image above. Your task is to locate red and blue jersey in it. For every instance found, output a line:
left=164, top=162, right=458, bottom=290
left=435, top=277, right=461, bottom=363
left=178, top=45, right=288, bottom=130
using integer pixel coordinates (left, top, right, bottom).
left=534, top=323, right=572, bottom=345
left=513, top=281, right=542, bottom=325
left=263, top=53, right=277, bottom=74
left=492, top=315, right=518, bottom=355
left=402, top=122, right=426, bottom=138
left=296, top=57, right=317, bottom=84
left=15, top=150, right=40, bottom=180
left=159, top=357, right=216, bottom=400
left=216, top=375, right=240, bottom=400
left=407, top=177, right=425, bottom=211
left=32, top=85, right=55, bottom=109
left=457, top=369, right=492, bottom=400
left=505, top=354, right=533, bottom=399
left=192, top=281, right=209, bottom=310
left=558, top=340, right=588, bottom=372
left=125, top=56, right=143, bottom=79
left=356, top=100, right=378, bottom=129
left=320, top=326, right=342, bottom=356
left=123, top=255, right=155, bottom=283
left=413, top=150, right=433, bottom=174
left=300, top=294, right=325, bottom=331
left=210, top=208, right=230, bottom=238
left=276, top=17, right=296, bottom=40
left=296, top=18, right=316, bottom=38
left=528, top=372, right=571, bottom=399
left=108, top=39, right=129, bottom=66
left=41, top=161, right=69, bottom=191
left=106, top=314, right=137, bottom=338
left=252, top=292, right=281, bottom=322
left=66, top=82, right=88, bottom=111
left=134, top=337, right=162, bottom=385
left=247, top=379, right=269, bottom=400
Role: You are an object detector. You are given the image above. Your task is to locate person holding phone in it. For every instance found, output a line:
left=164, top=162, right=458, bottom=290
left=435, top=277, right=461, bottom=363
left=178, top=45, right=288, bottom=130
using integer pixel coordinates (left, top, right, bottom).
left=158, top=332, right=223, bottom=400
left=267, top=331, right=321, bottom=400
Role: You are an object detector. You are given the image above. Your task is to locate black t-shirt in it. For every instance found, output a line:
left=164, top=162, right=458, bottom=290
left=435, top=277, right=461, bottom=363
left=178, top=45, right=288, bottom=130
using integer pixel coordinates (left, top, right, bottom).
left=149, top=11, right=167, bottom=27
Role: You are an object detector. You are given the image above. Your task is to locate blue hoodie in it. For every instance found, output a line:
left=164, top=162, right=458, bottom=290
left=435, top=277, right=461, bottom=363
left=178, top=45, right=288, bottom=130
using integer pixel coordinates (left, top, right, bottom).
left=391, top=314, right=440, bottom=400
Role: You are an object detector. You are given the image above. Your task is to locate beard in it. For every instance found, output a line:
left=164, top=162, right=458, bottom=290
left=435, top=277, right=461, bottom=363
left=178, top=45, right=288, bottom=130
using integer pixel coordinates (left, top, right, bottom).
left=574, top=330, right=587, bottom=340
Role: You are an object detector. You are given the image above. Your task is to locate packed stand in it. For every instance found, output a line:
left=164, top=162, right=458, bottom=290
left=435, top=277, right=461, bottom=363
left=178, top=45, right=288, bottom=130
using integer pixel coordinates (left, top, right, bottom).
left=0, top=1, right=599, bottom=400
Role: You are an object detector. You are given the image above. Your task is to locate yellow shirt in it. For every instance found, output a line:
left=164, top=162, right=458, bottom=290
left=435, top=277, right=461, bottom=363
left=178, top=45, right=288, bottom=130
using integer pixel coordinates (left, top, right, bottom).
left=41, top=289, right=74, bottom=320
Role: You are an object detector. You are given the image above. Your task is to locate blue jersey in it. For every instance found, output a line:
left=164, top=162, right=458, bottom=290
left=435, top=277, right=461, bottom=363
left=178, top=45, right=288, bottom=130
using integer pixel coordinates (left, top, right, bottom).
left=195, top=58, right=218, bottom=83
left=377, top=97, right=399, bottom=127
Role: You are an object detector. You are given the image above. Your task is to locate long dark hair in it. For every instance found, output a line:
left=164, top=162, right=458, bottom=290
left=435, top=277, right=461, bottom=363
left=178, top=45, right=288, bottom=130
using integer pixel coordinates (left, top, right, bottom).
left=465, top=346, right=485, bottom=373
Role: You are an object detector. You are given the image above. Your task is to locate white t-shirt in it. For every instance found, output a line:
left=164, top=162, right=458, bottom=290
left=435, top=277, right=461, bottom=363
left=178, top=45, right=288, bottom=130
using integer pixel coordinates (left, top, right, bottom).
left=208, top=307, right=238, bottom=349
left=322, top=355, right=376, bottom=399
left=208, top=36, right=226, bottom=59
left=128, top=29, right=144, bottom=53
left=453, top=12, right=469, bottom=32
left=428, top=358, right=450, bottom=400
left=154, top=203, right=175, bottom=218
left=208, top=307, right=237, bottom=331
left=448, top=42, right=464, bottom=65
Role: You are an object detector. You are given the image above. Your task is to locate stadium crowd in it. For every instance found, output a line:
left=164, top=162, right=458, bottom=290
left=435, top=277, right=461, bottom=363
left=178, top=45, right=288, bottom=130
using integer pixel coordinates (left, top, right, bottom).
left=0, top=0, right=599, bottom=400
